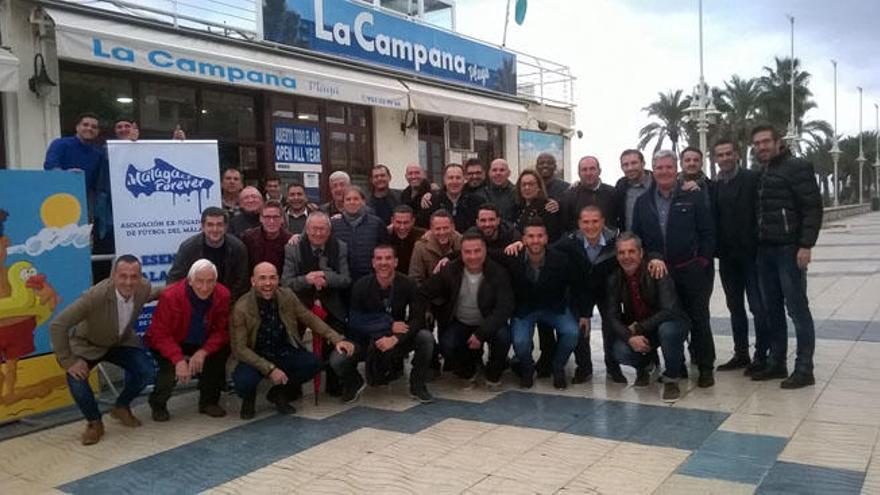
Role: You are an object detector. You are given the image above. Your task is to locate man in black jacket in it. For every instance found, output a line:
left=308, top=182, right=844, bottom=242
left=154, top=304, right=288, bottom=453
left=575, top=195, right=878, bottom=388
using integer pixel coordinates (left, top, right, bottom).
left=712, top=139, right=769, bottom=373
left=476, top=203, right=520, bottom=261
left=419, top=163, right=482, bottom=233
left=561, top=156, right=620, bottom=231
left=556, top=206, right=624, bottom=383
left=605, top=233, right=689, bottom=403
left=348, top=245, right=434, bottom=403
left=421, top=232, right=514, bottom=385
left=752, top=125, right=823, bottom=389
left=631, top=149, right=716, bottom=388
left=168, top=207, right=249, bottom=299
left=508, top=218, right=582, bottom=390
left=615, top=149, right=654, bottom=231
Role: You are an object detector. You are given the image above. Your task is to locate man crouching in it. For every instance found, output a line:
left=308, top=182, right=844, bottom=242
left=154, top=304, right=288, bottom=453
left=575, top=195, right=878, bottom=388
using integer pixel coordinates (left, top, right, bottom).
left=231, top=262, right=357, bottom=419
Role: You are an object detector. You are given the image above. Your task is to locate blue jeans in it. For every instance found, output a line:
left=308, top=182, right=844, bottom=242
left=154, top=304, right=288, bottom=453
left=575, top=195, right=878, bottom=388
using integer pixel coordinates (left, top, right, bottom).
left=612, top=320, right=687, bottom=381
left=511, top=309, right=578, bottom=373
left=719, top=254, right=770, bottom=360
left=757, top=244, right=815, bottom=373
left=66, top=346, right=156, bottom=421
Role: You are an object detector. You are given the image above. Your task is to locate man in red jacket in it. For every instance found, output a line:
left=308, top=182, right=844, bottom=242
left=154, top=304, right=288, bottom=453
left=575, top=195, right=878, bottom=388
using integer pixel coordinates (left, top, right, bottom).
left=145, top=258, right=231, bottom=421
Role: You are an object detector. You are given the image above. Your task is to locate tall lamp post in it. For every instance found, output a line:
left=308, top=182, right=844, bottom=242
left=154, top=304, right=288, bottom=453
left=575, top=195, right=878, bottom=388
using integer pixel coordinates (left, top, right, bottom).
left=857, top=87, right=866, bottom=204
left=874, top=103, right=879, bottom=203
left=685, top=0, right=720, bottom=175
left=783, top=15, right=800, bottom=149
left=830, top=60, right=841, bottom=206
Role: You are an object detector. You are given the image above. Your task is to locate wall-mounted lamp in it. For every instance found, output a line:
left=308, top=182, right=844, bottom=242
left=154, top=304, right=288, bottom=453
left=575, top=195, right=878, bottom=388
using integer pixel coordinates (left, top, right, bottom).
left=27, top=53, right=55, bottom=97
left=400, top=108, right=418, bottom=134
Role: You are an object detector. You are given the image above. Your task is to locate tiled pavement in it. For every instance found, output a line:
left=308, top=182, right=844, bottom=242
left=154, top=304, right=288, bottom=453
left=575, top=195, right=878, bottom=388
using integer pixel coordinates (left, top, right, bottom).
left=4, top=213, right=880, bottom=494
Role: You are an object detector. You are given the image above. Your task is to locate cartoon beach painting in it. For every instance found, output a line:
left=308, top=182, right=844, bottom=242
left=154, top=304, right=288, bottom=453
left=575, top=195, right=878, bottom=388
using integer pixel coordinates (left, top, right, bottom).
left=0, top=170, right=95, bottom=421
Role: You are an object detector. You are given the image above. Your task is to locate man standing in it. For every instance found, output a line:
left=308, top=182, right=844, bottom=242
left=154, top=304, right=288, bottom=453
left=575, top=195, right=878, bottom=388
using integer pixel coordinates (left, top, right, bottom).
left=231, top=263, right=358, bottom=418
left=508, top=218, right=581, bottom=390
left=43, top=113, right=106, bottom=224
left=367, top=165, right=401, bottom=225
left=485, top=159, right=517, bottom=221
left=561, top=156, right=620, bottom=231
left=752, top=125, right=823, bottom=388
left=168, top=207, right=249, bottom=300
left=146, top=259, right=231, bottom=421
left=349, top=246, right=434, bottom=402
left=422, top=232, right=513, bottom=385
left=401, top=163, right=434, bottom=224
left=680, top=147, right=713, bottom=210
left=605, top=233, right=689, bottom=402
left=712, top=139, right=769, bottom=373
left=535, top=152, right=569, bottom=202
left=230, top=186, right=264, bottom=236
left=419, top=164, right=481, bottom=233
left=284, top=182, right=311, bottom=235
left=221, top=168, right=244, bottom=216
left=631, top=150, right=716, bottom=388
left=49, top=255, right=156, bottom=445
left=409, top=209, right=461, bottom=286
left=464, top=158, right=489, bottom=200
left=321, top=171, right=351, bottom=217
left=241, top=200, right=292, bottom=275
left=615, top=149, right=653, bottom=230
left=263, top=175, right=283, bottom=203
left=388, top=205, right=426, bottom=275
left=556, top=206, right=624, bottom=383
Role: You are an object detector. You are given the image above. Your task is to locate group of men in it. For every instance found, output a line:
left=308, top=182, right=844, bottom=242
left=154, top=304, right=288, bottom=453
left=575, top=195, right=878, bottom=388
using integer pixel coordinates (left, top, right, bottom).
left=47, top=121, right=822, bottom=448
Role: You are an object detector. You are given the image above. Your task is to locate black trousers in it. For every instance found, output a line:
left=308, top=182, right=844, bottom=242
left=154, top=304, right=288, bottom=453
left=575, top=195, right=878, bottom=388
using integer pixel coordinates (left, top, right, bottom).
left=149, top=344, right=230, bottom=407
left=719, top=254, right=769, bottom=360
left=671, top=261, right=715, bottom=371
left=366, top=329, right=434, bottom=388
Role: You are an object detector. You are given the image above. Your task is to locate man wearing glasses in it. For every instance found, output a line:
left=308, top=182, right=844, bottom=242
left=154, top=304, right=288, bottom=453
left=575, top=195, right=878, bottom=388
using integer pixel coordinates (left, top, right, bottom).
left=240, top=200, right=292, bottom=276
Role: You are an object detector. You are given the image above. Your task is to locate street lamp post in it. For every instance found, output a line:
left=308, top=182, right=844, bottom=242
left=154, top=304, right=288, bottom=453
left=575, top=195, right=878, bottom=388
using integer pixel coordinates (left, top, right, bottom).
left=685, top=0, right=719, bottom=175
left=857, top=87, right=866, bottom=205
left=783, top=15, right=799, bottom=149
left=874, top=103, right=879, bottom=202
left=830, top=60, right=841, bottom=206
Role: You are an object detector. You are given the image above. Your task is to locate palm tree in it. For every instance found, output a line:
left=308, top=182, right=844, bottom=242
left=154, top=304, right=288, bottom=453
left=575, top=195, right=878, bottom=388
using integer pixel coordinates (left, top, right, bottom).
left=757, top=57, right=817, bottom=135
left=638, top=89, right=691, bottom=156
left=718, top=75, right=763, bottom=165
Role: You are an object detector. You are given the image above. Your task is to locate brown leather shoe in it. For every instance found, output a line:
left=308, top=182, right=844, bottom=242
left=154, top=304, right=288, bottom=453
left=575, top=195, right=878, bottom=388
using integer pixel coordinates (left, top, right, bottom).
left=110, top=406, right=142, bottom=427
left=198, top=404, right=227, bottom=418
left=81, top=420, right=105, bottom=446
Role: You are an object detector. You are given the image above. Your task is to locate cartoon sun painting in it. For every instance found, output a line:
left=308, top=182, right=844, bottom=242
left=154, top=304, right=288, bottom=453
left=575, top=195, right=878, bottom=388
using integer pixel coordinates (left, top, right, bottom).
left=0, top=193, right=79, bottom=406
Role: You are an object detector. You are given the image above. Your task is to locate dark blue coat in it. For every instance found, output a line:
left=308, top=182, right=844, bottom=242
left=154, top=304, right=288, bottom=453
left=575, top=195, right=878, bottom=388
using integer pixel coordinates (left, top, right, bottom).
left=331, top=211, right=388, bottom=282
left=631, top=183, right=715, bottom=266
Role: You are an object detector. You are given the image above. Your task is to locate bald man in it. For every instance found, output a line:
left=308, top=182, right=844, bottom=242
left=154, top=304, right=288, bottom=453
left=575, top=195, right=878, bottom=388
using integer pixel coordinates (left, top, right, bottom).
left=231, top=262, right=358, bottom=418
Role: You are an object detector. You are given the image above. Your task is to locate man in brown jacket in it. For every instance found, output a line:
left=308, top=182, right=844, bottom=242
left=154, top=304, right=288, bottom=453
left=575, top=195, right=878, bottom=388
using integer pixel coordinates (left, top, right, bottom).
left=231, top=262, right=358, bottom=419
left=49, top=255, right=156, bottom=445
left=408, top=209, right=461, bottom=286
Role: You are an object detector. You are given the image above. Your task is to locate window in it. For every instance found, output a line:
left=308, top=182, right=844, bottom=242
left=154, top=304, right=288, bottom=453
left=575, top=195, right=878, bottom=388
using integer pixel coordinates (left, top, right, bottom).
left=325, top=104, right=373, bottom=189
left=59, top=69, right=133, bottom=136
left=473, top=123, right=504, bottom=167
left=139, top=82, right=197, bottom=133
left=447, top=119, right=472, bottom=150
left=199, top=90, right=256, bottom=140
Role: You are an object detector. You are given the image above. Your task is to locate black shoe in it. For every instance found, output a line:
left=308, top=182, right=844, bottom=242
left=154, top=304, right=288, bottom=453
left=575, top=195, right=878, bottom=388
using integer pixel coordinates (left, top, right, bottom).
left=743, top=360, right=767, bottom=377
left=150, top=404, right=170, bottom=422
left=606, top=366, right=628, bottom=384
left=520, top=369, right=535, bottom=389
left=552, top=370, right=567, bottom=390
left=571, top=367, right=593, bottom=384
left=240, top=397, right=256, bottom=420
left=274, top=401, right=296, bottom=415
left=198, top=404, right=227, bottom=418
left=780, top=371, right=815, bottom=389
left=751, top=366, right=788, bottom=381
left=717, top=354, right=750, bottom=371
left=410, top=386, right=435, bottom=404
left=342, top=374, right=367, bottom=404
left=284, top=383, right=303, bottom=402
left=535, top=358, right=552, bottom=379
left=698, top=369, right=715, bottom=388
left=662, top=382, right=681, bottom=403
left=634, top=368, right=650, bottom=387
left=680, top=365, right=689, bottom=379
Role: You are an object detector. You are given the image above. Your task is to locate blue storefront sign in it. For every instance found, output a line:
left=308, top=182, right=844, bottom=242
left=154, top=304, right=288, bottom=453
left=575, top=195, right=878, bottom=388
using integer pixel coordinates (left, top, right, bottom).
left=274, top=123, right=322, bottom=173
left=263, top=0, right=517, bottom=95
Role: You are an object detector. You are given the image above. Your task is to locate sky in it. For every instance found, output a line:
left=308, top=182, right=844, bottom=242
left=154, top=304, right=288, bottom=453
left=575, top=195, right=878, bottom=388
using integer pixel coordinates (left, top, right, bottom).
left=455, top=0, right=880, bottom=182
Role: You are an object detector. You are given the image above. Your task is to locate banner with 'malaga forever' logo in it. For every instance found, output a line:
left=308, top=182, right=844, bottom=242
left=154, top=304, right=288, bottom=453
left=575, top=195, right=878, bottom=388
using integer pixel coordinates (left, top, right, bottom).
left=108, top=140, right=221, bottom=290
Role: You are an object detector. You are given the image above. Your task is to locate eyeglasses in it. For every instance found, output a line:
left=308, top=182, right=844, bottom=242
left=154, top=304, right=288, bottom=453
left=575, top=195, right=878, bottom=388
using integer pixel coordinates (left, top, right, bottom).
left=261, top=215, right=282, bottom=220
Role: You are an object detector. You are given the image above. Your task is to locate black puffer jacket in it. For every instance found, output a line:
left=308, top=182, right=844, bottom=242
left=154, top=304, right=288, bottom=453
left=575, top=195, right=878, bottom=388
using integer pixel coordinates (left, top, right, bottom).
left=757, top=150, right=823, bottom=248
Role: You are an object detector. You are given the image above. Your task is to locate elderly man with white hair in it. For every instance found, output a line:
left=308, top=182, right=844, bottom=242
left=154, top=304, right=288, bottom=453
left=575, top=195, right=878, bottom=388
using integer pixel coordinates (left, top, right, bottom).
left=320, top=170, right=351, bottom=217
left=145, top=259, right=231, bottom=421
